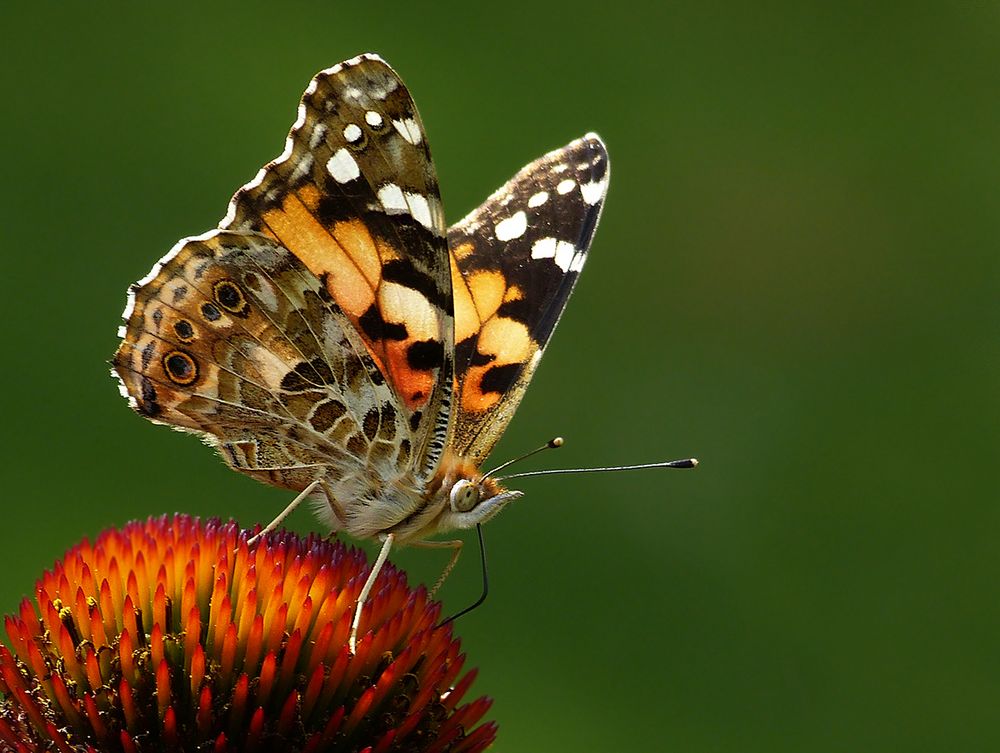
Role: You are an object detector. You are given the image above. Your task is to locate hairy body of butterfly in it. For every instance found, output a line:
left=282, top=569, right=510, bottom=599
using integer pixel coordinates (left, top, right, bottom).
left=113, top=53, right=608, bottom=646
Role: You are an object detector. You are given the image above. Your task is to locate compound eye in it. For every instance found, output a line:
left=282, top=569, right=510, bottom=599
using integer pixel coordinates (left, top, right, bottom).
left=450, top=479, right=480, bottom=513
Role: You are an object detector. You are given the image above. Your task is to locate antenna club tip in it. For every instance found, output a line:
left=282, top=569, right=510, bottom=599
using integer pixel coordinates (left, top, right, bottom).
left=548, top=437, right=564, bottom=448
left=689, top=458, right=699, bottom=468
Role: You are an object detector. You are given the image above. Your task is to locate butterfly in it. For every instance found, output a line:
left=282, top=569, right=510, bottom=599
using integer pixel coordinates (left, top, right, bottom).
left=112, top=53, right=610, bottom=649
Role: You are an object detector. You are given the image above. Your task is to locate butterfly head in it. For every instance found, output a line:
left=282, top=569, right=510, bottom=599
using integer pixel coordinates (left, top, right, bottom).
left=447, top=476, right=523, bottom=525
left=433, top=457, right=524, bottom=532
left=431, top=437, right=569, bottom=532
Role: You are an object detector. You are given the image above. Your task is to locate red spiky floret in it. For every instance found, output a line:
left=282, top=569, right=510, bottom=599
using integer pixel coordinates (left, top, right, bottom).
left=0, top=515, right=496, bottom=752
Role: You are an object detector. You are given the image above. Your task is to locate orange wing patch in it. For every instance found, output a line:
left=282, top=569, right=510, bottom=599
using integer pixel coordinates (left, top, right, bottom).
left=260, top=191, right=374, bottom=315
left=447, top=134, right=609, bottom=464
left=222, top=57, right=454, bottom=443
left=451, top=251, right=536, bottom=415
left=261, top=190, right=439, bottom=410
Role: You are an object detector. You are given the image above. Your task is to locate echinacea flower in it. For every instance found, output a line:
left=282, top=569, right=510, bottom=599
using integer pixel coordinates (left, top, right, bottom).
left=0, top=515, right=495, bottom=752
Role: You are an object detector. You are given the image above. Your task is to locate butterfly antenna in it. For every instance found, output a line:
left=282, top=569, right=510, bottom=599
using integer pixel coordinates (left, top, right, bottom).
left=483, top=436, right=564, bottom=477
left=438, top=524, right=489, bottom=627
left=496, top=457, right=698, bottom=481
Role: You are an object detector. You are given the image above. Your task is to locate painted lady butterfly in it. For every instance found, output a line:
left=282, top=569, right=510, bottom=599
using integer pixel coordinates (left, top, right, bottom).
left=113, top=53, right=611, bottom=647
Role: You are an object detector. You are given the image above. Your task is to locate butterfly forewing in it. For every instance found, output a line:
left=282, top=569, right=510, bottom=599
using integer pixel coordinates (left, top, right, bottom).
left=221, top=54, right=454, bottom=478
left=448, top=134, right=609, bottom=464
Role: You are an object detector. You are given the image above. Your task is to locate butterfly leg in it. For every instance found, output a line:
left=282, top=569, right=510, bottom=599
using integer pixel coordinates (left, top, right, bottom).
left=320, top=480, right=349, bottom=530
left=246, top=478, right=323, bottom=547
left=412, top=539, right=464, bottom=598
left=350, top=532, right=395, bottom=654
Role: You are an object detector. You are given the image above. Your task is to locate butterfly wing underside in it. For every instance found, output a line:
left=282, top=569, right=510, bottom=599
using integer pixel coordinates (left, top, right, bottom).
left=114, top=54, right=455, bottom=506
left=112, top=230, right=418, bottom=496
left=222, top=54, right=454, bottom=478
left=449, top=135, right=609, bottom=465
left=114, top=53, right=609, bottom=535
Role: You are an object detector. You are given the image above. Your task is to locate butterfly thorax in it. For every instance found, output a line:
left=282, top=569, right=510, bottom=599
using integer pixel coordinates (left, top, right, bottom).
left=315, top=449, right=518, bottom=545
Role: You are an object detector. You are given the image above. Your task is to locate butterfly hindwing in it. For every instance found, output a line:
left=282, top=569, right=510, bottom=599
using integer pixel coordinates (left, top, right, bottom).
left=221, top=53, right=454, bottom=477
left=448, top=134, right=609, bottom=464
left=113, top=230, right=412, bottom=495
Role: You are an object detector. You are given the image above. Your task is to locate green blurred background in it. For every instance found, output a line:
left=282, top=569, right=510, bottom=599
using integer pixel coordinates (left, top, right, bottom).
left=3, top=3, right=997, bottom=750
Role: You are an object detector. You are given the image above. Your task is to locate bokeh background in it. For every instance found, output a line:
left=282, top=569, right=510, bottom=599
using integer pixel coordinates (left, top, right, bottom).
left=3, top=4, right=997, bottom=750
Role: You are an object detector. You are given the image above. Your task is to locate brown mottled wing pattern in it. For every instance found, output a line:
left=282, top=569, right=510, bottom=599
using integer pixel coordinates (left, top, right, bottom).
left=221, top=54, right=453, bottom=476
left=113, top=230, right=411, bottom=497
left=448, top=134, right=609, bottom=464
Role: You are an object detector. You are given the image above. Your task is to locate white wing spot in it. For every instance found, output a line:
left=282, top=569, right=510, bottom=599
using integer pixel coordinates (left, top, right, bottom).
left=554, top=241, right=577, bottom=272
left=531, top=237, right=576, bottom=271
left=309, top=123, right=328, bottom=149
left=495, top=211, right=528, bottom=241
left=405, top=192, right=434, bottom=230
left=552, top=163, right=569, bottom=174
left=378, top=183, right=408, bottom=213
left=531, top=237, right=557, bottom=260
left=557, top=179, right=576, bottom=195
left=528, top=191, right=549, bottom=208
left=580, top=179, right=607, bottom=205
left=343, top=123, right=363, bottom=143
left=392, top=117, right=423, bottom=145
left=264, top=185, right=282, bottom=204
left=569, top=252, right=587, bottom=273
left=365, top=110, right=383, bottom=128
left=326, top=148, right=360, bottom=183
left=289, top=153, right=314, bottom=183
